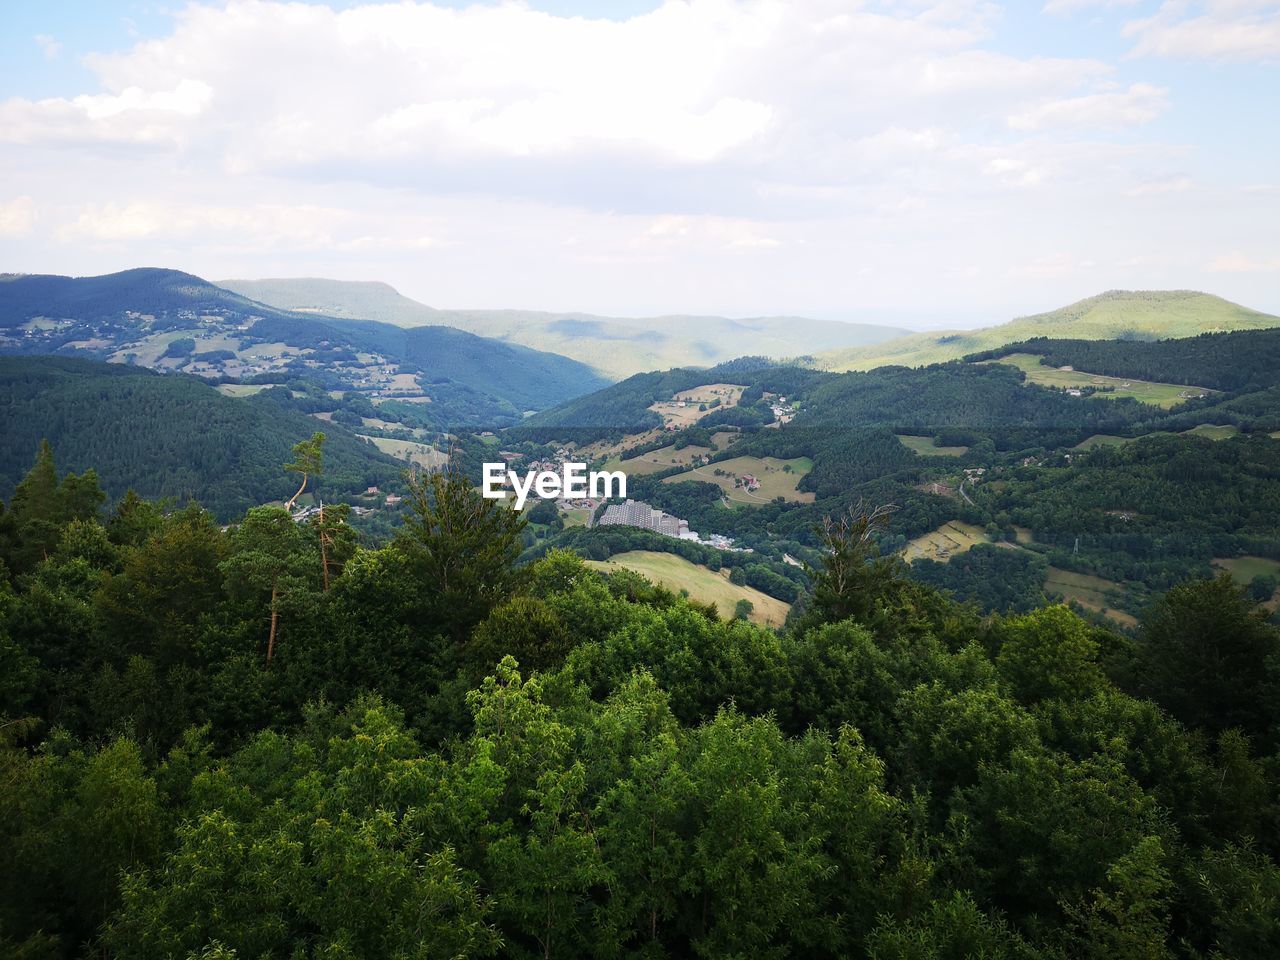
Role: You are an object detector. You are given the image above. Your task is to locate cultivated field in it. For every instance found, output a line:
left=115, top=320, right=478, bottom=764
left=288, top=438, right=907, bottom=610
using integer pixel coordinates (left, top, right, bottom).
left=359, top=436, right=448, bottom=469
left=663, top=455, right=815, bottom=505
left=1044, top=567, right=1137, bottom=628
left=984, top=353, right=1212, bottom=409
left=216, top=383, right=268, bottom=397
left=585, top=551, right=790, bottom=627
left=897, top=434, right=969, bottom=457
left=902, top=520, right=990, bottom=562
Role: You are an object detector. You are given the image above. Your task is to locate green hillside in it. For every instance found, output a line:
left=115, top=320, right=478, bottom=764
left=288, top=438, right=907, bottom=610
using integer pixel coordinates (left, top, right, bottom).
left=812, top=290, right=1280, bottom=372
left=219, top=276, right=909, bottom=379
left=0, top=356, right=404, bottom=519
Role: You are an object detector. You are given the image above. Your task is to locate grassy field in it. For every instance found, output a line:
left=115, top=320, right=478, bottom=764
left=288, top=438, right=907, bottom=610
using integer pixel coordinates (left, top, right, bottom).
left=649, top=383, right=746, bottom=428
left=902, top=521, right=991, bottom=562
left=1213, top=556, right=1280, bottom=582
left=897, top=434, right=969, bottom=457
left=1183, top=424, right=1240, bottom=440
left=709, top=431, right=743, bottom=451
left=1044, top=567, right=1137, bottom=628
left=663, top=455, right=815, bottom=505
left=1074, top=434, right=1133, bottom=450
left=812, top=290, right=1279, bottom=372
left=562, top=508, right=594, bottom=528
left=1214, top=556, right=1280, bottom=610
left=579, top=430, right=665, bottom=463
left=585, top=551, right=790, bottom=627
left=603, top=444, right=712, bottom=476
left=358, top=436, right=448, bottom=469
left=216, top=383, right=269, bottom=398
left=984, top=353, right=1211, bottom=408
left=1012, top=526, right=1034, bottom=545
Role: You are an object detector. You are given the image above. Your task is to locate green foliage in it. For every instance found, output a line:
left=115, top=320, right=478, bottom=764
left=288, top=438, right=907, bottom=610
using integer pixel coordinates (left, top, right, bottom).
left=911, top=543, right=1048, bottom=613
left=996, top=606, right=1103, bottom=704
left=0, top=358, right=403, bottom=519
left=1134, top=574, right=1280, bottom=742
left=3, top=446, right=1280, bottom=959
left=397, top=464, right=527, bottom=642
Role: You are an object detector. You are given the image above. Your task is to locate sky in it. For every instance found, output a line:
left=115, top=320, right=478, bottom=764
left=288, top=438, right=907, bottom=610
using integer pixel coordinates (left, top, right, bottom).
left=1, top=1, right=1278, bottom=330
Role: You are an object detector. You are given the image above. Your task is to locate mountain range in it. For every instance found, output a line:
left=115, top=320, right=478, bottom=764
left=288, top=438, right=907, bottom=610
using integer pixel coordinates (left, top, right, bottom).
left=218, top=276, right=911, bottom=379
left=0, top=268, right=607, bottom=425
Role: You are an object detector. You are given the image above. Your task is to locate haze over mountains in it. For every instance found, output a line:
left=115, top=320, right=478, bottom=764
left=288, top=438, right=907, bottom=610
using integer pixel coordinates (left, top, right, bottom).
left=218, top=277, right=912, bottom=379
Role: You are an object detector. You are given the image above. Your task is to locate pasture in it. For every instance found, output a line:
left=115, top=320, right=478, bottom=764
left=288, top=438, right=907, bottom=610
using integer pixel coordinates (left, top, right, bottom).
left=983, top=353, right=1212, bottom=409
left=1044, top=567, right=1137, bottom=628
left=358, top=435, right=448, bottom=469
left=585, top=551, right=790, bottom=627
left=1183, top=424, right=1239, bottom=440
left=605, top=444, right=713, bottom=476
left=648, top=383, right=746, bottom=427
left=663, top=455, right=815, bottom=505
left=897, top=434, right=969, bottom=457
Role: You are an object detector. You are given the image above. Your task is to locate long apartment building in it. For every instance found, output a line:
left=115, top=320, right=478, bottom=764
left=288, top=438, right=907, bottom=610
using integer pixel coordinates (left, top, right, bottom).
left=595, top=499, right=693, bottom=539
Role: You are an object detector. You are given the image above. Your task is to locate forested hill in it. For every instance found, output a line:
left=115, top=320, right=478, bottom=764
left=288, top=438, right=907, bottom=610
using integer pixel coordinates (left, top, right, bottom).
left=811, top=290, right=1280, bottom=372
left=970, top=326, right=1280, bottom=393
left=248, top=312, right=607, bottom=412
left=0, top=356, right=403, bottom=518
left=0, top=267, right=274, bottom=327
left=521, top=358, right=830, bottom=435
left=0, top=268, right=608, bottom=416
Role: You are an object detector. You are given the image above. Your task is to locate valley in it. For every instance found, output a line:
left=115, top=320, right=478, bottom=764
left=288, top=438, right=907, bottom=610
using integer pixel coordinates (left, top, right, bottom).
left=4, top=272, right=1280, bottom=633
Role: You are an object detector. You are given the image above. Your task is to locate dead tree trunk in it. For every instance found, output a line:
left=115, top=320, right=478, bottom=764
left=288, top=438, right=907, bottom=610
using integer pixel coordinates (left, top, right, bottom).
left=266, top=584, right=280, bottom=663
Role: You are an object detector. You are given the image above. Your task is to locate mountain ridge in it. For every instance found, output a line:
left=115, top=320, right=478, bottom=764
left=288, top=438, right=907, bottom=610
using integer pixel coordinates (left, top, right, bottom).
left=217, top=276, right=911, bottom=379
left=0, top=268, right=607, bottom=422
left=812, top=289, right=1280, bottom=372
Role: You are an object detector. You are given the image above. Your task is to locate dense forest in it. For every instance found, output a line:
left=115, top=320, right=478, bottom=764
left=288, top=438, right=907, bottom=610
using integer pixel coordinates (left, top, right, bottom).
left=990, top=434, right=1280, bottom=594
left=972, top=329, right=1280, bottom=394
left=0, top=357, right=403, bottom=519
left=2, top=444, right=1279, bottom=959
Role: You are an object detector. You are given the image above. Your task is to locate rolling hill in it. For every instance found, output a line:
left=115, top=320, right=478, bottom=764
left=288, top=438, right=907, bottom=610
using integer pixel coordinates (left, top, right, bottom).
left=0, top=268, right=607, bottom=422
left=217, top=276, right=911, bottom=379
left=811, top=290, right=1280, bottom=372
left=0, top=355, right=405, bottom=519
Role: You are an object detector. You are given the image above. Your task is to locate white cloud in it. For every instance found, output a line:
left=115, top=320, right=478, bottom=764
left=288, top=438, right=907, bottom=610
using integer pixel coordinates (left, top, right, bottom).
left=0, top=196, right=38, bottom=237
left=1124, top=1, right=1280, bottom=61
left=0, top=79, right=212, bottom=146
left=1, top=0, right=1277, bottom=322
left=1007, top=82, right=1168, bottom=130
left=1043, top=0, right=1140, bottom=15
